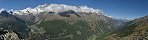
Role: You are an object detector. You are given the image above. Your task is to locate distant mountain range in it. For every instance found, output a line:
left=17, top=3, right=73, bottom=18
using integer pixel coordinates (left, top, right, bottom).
left=0, top=4, right=147, bottom=40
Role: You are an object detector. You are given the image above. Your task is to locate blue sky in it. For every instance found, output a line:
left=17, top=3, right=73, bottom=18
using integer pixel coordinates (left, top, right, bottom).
left=0, top=0, right=148, bottom=19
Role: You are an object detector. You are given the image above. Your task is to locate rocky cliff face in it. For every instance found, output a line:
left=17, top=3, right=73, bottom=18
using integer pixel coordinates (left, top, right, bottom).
left=0, top=30, right=20, bottom=40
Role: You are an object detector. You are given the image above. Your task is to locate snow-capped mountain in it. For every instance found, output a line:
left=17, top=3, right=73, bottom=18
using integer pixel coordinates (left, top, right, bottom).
left=0, top=4, right=126, bottom=40
left=0, top=8, right=5, bottom=13
left=10, top=4, right=103, bottom=15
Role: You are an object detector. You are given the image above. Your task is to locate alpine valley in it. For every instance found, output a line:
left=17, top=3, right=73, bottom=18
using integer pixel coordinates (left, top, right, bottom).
left=0, top=4, right=147, bottom=40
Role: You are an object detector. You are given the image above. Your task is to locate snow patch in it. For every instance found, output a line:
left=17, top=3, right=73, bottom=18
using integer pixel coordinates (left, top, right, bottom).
left=0, top=8, right=5, bottom=13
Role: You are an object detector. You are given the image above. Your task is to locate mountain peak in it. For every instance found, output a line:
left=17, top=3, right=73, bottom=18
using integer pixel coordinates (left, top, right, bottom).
left=0, top=10, right=12, bottom=17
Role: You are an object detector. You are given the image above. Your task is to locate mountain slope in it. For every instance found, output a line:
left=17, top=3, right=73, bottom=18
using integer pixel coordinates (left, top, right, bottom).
left=0, top=11, right=30, bottom=39
left=104, top=16, right=148, bottom=40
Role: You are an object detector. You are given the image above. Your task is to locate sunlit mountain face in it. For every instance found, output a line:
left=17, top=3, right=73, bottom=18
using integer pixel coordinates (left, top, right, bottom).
left=0, top=4, right=147, bottom=40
